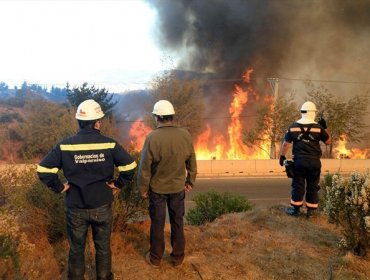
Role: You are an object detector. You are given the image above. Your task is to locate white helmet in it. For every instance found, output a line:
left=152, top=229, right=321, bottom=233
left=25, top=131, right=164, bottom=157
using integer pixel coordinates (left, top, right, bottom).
left=75, top=99, right=105, bottom=120
left=300, top=101, right=317, bottom=112
left=152, top=100, right=175, bottom=116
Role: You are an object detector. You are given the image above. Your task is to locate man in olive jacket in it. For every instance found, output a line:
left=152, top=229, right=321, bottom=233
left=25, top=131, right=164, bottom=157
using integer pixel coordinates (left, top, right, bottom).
left=137, top=100, right=197, bottom=267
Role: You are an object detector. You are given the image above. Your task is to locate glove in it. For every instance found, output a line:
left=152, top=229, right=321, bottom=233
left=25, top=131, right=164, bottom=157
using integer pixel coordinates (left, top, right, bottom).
left=279, top=155, right=286, bottom=166
left=318, top=117, right=327, bottom=129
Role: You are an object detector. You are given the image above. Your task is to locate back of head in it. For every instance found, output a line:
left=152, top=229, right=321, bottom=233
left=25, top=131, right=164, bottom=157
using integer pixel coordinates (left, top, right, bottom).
left=300, top=101, right=317, bottom=113
left=298, top=101, right=317, bottom=124
left=152, top=100, right=175, bottom=122
left=75, top=99, right=105, bottom=129
left=75, top=99, right=105, bottom=121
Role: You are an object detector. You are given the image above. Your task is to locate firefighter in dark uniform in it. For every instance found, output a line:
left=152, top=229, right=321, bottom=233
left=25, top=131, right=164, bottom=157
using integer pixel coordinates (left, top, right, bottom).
left=37, top=99, right=137, bottom=280
left=279, top=101, right=331, bottom=217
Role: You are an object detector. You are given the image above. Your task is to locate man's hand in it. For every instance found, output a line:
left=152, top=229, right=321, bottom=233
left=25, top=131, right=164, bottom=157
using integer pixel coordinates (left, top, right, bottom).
left=318, top=117, right=327, bottom=129
left=61, top=182, right=71, bottom=193
left=142, top=191, right=149, bottom=199
left=185, top=183, right=193, bottom=192
left=279, top=155, right=286, bottom=166
left=106, top=181, right=120, bottom=196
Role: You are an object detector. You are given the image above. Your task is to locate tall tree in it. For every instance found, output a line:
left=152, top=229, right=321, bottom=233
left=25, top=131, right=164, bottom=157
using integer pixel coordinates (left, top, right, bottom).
left=15, top=99, right=77, bottom=159
left=244, top=93, right=299, bottom=158
left=147, top=71, right=205, bottom=137
left=306, top=82, right=370, bottom=158
left=66, top=82, right=117, bottom=117
left=0, top=82, right=8, bottom=91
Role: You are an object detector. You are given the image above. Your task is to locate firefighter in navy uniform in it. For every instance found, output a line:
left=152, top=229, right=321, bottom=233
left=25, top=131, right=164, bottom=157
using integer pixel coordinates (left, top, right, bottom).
left=37, top=99, right=137, bottom=280
left=279, top=101, right=331, bottom=217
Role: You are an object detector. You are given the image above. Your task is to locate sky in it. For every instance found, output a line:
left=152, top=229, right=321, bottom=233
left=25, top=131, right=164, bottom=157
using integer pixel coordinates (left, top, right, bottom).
left=0, top=0, right=171, bottom=92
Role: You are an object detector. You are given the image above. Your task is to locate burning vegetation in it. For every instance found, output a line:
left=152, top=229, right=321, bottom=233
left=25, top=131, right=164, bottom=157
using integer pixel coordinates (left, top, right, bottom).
left=127, top=68, right=276, bottom=160
left=334, top=135, right=370, bottom=159
left=125, top=68, right=369, bottom=160
left=138, top=0, right=370, bottom=160
left=194, top=69, right=272, bottom=160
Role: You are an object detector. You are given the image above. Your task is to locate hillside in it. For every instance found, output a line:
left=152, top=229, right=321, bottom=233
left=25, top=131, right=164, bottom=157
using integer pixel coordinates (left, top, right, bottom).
left=3, top=206, right=369, bottom=280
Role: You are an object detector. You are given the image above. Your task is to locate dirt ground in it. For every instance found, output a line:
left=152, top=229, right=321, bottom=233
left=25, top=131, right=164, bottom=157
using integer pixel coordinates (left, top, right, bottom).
left=5, top=205, right=369, bottom=280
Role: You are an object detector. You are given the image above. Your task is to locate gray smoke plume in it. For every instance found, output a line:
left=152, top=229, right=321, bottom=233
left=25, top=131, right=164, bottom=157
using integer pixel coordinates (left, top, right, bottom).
left=140, top=0, right=370, bottom=152
left=147, top=0, right=370, bottom=86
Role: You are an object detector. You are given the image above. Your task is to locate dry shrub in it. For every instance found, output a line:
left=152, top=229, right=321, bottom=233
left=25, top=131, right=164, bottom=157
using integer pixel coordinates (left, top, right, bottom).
left=112, top=180, right=148, bottom=231
left=26, top=179, right=66, bottom=242
left=0, top=210, right=36, bottom=278
left=0, top=165, right=65, bottom=278
left=184, top=208, right=369, bottom=280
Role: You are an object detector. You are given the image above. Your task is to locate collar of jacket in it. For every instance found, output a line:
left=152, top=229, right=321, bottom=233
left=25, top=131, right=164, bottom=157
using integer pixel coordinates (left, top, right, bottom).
left=77, top=128, right=101, bottom=134
left=157, top=123, right=176, bottom=129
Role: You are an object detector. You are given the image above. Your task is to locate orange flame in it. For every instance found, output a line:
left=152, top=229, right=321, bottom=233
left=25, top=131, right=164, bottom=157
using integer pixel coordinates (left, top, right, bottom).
left=194, top=68, right=271, bottom=160
left=334, top=134, right=369, bottom=159
left=128, top=120, right=151, bottom=151
left=226, top=83, right=249, bottom=159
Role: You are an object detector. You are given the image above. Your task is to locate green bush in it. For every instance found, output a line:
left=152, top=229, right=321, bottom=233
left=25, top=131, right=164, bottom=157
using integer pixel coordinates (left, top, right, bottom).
left=318, top=172, right=333, bottom=210
left=0, top=234, right=20, bottom=269
left=0, top=112, right=23, bottom=123
left=186, top=190, right=252, bottom=225
left=323, top=171, right=370, bottom=256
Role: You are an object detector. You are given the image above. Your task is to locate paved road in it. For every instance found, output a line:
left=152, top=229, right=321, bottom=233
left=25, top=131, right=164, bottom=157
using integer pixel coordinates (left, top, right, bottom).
left=185, top=176, right=292, bottom=211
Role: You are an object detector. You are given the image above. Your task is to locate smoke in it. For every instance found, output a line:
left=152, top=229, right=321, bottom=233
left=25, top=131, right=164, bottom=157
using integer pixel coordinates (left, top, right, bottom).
left=147, top=0, right=370, bottom=86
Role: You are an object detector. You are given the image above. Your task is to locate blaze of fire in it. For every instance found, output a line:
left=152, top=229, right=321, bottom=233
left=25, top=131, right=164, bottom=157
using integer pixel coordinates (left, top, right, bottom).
left=128, top=68, right=279, bottom=160
left=195, top=125, right=227, bottom=160
left=195, top=68, right=271, bottom=160
left=227, top=84, right=249, bottom=159
left=334, top=134, right=369, bottom=159
left=128, top=120, right=151, bottom=151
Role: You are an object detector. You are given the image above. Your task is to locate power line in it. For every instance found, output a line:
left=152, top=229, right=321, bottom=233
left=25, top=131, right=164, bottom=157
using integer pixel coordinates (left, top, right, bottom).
left=116, top=114, right=259, bottom=123
left=3, top=76, right=370, bottom=90
left=278, top=77, right=370, bottom=85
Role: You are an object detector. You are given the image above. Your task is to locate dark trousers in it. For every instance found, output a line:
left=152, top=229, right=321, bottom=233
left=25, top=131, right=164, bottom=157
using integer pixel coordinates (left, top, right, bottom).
left=149, top=190, right=185, bottom=266
left=291, top=158, right=321, bottom=209
left=66, top=204, right=113, bottom=280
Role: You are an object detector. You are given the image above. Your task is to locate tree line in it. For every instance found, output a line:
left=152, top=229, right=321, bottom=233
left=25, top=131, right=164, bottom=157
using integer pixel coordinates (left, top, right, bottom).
left=0, top=72, right=369, bottom=162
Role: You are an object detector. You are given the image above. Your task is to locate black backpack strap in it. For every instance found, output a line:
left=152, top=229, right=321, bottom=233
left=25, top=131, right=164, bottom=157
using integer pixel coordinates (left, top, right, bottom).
left=296, top=123, right=313, bottom=141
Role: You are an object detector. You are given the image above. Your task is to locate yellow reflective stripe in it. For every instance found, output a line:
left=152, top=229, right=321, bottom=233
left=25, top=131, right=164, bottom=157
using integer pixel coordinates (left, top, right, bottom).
left=37, top=164, right=59, bottom=174
left=118, top=161, right=137, bottom=172
left=310, top=128, right=321, bottom=133
left=60, top=143, right=116, bottom=151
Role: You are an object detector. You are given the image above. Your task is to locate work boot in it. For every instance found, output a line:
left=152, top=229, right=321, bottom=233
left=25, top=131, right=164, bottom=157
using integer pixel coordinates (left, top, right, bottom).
left=306, top=208, right=318, bottom=218
left=285, top=206, right=300, bottom=217
left=145, top=252, right=160, bottom=268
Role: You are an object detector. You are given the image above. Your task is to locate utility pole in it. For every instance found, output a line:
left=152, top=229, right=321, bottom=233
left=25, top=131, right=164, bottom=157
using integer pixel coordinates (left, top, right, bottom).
left=267, top=78, right=279, bottom=159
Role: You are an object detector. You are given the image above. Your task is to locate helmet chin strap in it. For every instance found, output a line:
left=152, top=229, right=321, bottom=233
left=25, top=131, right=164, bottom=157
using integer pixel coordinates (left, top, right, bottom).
left=297, top=111, right=316, bottom=124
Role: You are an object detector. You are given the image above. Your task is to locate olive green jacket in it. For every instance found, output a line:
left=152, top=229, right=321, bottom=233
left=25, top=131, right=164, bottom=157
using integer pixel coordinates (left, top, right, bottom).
left=137, top=123, right=197, bottom=194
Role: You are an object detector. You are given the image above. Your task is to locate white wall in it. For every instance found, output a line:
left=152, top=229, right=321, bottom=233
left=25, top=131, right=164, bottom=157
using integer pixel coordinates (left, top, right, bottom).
left=197, top=159, right=370, bottom=176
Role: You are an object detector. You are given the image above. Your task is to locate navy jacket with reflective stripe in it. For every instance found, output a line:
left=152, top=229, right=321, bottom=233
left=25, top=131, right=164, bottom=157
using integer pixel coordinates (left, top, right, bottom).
left=284, top=122, right=330, bottom=160
left=37, top=128, right=136, bottom=209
